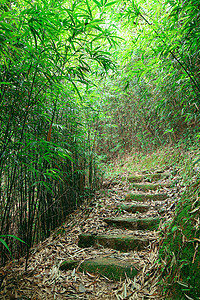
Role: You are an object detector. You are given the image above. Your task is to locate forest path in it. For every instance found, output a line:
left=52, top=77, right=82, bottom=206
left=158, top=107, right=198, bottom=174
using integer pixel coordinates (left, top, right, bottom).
left=0, top=169, right=179, bottom=300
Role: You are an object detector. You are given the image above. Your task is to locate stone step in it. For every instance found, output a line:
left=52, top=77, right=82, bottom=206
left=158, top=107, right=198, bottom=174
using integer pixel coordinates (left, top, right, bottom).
left=141, top=169, right=165, bottom=174
left=120, top=203, right=149, bottom=213
left=78, top=233, right=149, bottom=252
left=129, top=182, right=170, bottom=191
left=104, top=217, right=161, bottom=230
left=125, top=193, right=168, bottom=201
left=127, top=172, right=170, bottom=183
left=60, top=257, right=138, bottom=280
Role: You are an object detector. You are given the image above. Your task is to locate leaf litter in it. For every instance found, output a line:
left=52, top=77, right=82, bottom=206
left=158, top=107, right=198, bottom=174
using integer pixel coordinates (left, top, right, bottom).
left=0, top=170, right=181, bottom=299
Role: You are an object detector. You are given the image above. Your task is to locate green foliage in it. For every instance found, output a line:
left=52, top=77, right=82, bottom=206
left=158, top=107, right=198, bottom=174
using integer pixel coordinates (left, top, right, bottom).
left=0, top=235, right=25, bottom=259
left=93, top=0, right=200, bottom=158
left=0, top=0, right=118, bottom=265
left=1, top=4, right=200, bottom=293
left=159, top=180, right=200, bottom=299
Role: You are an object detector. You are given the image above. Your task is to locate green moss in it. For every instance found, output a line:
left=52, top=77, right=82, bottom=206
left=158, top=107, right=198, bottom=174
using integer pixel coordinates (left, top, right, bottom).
left=97, top=235, right=148, bottom=251
left=60, top=259, right=79, bottom=271
left=104, top=217, right=161, bottom=230
left=130, top=183, right=170, bottom=191
left=125, top=193, right=168, bottom=201
left=160, top=181, right=200, bottom=299
left=78, top=234, right=96, bottom=248
left=60, top=257, right=138, bottom=281
left=80, top=257, right=138, bottom=281
left=78, top=233, right=148, bottom=252
left=127, top=172, right=170, bottom=183
left=120, top=203, right=149, bottom=213
left=127, top=175, right=144, bottom=182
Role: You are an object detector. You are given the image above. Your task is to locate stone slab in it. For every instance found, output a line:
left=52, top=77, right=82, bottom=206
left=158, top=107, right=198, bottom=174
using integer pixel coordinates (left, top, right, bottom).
left=120, top=203, right=149, bottom=213
left=130, top=182, right=170, bottom=191
left=104, top=217, right=161, bottom=230
left=60, top=257, right=138, bottom=280
left=125, top=193, right=168, bottom=201
left=78, top=233, right=148, bottom=251
left=127, top=172, right=170, bottom=183
left=82, top=257, right=138, bottom=280
left=60, top=259, right=79, bottom=271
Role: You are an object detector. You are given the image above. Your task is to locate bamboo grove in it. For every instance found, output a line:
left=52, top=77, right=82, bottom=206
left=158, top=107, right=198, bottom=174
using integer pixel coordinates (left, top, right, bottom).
left=1, top=0, right=200, bottom=266
left=0, top=0, right=116, bottom=265
left=95, top=0, right=200, bottom=157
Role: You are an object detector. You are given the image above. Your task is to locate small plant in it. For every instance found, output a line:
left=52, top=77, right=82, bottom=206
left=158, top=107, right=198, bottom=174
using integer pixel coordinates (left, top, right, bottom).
left=115, top=205, right=125, bottom=214
left=0, top=235, right=26, bottom=260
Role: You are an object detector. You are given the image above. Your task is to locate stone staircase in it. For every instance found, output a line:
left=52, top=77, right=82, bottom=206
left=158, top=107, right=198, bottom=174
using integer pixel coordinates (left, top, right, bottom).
left=60, top=170, right=171, bottom=281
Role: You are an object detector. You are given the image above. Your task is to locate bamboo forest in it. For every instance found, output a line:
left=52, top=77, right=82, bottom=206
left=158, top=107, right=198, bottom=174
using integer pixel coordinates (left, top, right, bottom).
left=0, top=0, right=199, bottom=299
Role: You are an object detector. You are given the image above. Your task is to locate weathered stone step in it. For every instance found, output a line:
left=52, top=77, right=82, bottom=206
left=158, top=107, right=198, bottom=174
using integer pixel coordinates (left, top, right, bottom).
left=60, top=257, right=138, bottom=280
left=125, top=193, right=168, bottom=201
left=104, top=217, right=161, bottom=230
left=127, top=172, right=170, bottom=183
left=129, top=182, right=170, bottom=191
left=120, top=203, right=149, bottom=213
left=141, top=169, right=165, bottom=174
left=78, top=233, right=148, bottom=252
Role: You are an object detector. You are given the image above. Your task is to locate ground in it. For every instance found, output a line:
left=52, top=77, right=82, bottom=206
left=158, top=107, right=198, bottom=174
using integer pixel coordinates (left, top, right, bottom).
left=0, top=168, right=181, bottom=300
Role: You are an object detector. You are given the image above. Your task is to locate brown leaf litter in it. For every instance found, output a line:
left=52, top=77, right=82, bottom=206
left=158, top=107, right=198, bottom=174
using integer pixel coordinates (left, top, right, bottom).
left=0, top=171, right=181, bottom=300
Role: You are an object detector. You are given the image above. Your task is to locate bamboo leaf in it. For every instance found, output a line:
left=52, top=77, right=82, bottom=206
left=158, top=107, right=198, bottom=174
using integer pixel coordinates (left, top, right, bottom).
left=0, top=235, right=26, bottom=244
left=93, top=0, right=102, bottom=9
left=105, top=1, right=118, bottom=8
left=0, top=238, right=12, bottom=257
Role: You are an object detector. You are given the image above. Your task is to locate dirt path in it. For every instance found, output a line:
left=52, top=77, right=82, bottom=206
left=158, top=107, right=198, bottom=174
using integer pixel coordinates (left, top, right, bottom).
left=0, top=170, right=180, bottom=299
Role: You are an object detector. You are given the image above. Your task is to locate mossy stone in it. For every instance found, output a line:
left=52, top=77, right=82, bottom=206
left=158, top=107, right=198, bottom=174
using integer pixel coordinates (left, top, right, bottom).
left=130, top=183, right=170, bottom=191
left=60, top=259, right=79, bottom=271
left=60, top=257, right=138, bottom=281
left=125, top=193, right=168, bottom=201
left=96, top=234, right=148, bottom=251
left=80, top=257, right=138, bottom=280
left=127, top=175, right=144, bottom=183
left=78, top=233, right=148, bottom=251
left=120, top=203, right=149, bottom=213
left=128, top=172, right=170, bottom=183
left=104, top=217, right=161, bottom=230
left=78, top=234, right=96, bottom=248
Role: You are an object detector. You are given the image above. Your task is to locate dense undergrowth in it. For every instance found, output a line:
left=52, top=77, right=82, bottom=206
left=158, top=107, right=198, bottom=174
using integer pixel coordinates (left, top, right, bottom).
left=160, top=180, right=200, bottom=299
left=103, top=142, right=200, bottom=299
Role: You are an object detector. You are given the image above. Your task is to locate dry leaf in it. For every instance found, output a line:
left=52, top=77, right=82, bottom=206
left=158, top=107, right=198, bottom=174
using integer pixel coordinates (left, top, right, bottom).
left=79, top=283, right=86, bottom=293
